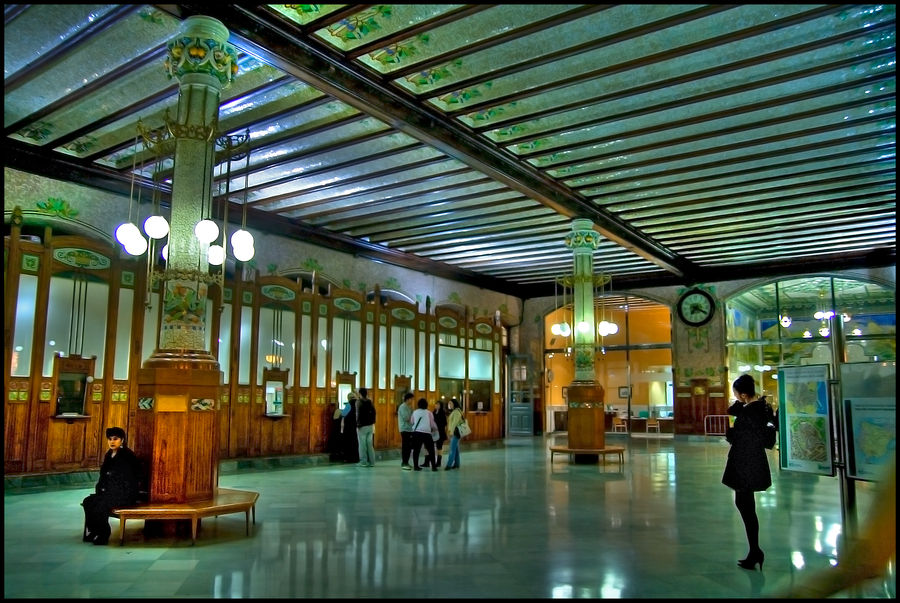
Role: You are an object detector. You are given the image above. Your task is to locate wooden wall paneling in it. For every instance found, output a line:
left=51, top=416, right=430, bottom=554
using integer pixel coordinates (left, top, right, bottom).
left=248, top=280, right=261, bottom=458
left=234, top=386, right=251, bottom=458
left=258, top=275, right=301, bottom=455
left=227, top=280, right=243, bottom=458
left=185, top=408, right=217, bottom=500
left=310, top=390, right=329, bottom=453
left=292, top=290, right=313, bottom=454
left=4, top=217, right=26, bottom=473
left=291, top=386, right=310, bottom=454
left=46, top=418, right=87, bottom=470
left=128, top=260, right=149, bottom=456
left=4, top=383, right=29, bottom=473
left=3, top=218, right=22, bottom=422
left=308, top=290, right=329, bottom=454
left=98, top=253, right=121, bottom=463
left=219, top=389, right=230, bottom=458
left=149, top=410, right=187, bottom=502
left=25, top=231, right=53, bottom=471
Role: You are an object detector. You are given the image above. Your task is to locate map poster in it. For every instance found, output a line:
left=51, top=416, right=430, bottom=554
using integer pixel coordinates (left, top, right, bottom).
left=778, top=364, right=834, bottom=476
left=842, top=397, right=895, bottom=481
left=840, top=361, right=896, bottom=482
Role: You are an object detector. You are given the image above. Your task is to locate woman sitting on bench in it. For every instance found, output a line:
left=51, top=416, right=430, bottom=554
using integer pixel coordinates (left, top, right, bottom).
left=81, top=427, right=140, bottom=545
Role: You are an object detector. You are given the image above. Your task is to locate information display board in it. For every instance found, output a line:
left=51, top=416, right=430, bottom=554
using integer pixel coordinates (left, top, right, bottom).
left=778, top=364, right=834, bottom=476
left=840, top=362, right=895, bottom=482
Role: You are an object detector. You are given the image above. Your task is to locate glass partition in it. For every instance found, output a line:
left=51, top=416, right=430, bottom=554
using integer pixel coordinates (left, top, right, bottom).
left=438, top=346, right=465, bottom=378
left=467, top=349, right=492, bottom=380
left=390, top=325, right=415, bottom=383
left=258, top=305, right=296, bottom=381
left=43, top=274, right=108, bottom=378
left=11, top=274, right=37, bottom=377
left=365, top=323, right=374, bottom=387
left=378, top=325, right=387, bottom=388
left=418, top=331, right=426, bottom=391
left=113, top=288, right=133, bottom=380
left=332, top=316, right=362, bottom=377
left=142, top=290, right=160, bottom=364
left=218, top=301, right=232, bottom=383
left=238, top=305, right=252, bottom=384
left=726, top=276, right=896, bottom=389
left=316, top=316, right=328, bottom=388
left=300, top=313, right=311, bottom=387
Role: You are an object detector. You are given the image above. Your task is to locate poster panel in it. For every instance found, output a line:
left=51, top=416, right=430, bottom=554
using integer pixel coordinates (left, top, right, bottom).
left=840, top=362, right=896, bottom=481
left=778, top=364, right=834, bottom=476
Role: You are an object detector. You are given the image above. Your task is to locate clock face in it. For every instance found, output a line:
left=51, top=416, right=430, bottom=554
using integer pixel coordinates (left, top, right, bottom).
left=677, top=288, right=715, bottom=327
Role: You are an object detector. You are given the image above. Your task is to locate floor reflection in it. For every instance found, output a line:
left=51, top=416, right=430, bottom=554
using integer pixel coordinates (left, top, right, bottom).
left=3, top=435, right=891, bottom=598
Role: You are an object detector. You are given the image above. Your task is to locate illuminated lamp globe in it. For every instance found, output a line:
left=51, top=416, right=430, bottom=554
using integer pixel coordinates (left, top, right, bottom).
left=233, top=244, right=255, bottom=262
left=143, top=215, right=169, bottom=239
left=557, top=322, right=571, bottom=337
left=123, top=235, right=148, bottom=256
left=231, top=228, right=254, bottom=249
left=161, top=243, right=168, bottom=261
left=576, top=321, right=591, bottom=334
left=551, top=323, right=561, bottom=336
left=115, top=222, right=141, bottom=246
left=207, top=244, right=226, bottom=266
left=194, top=219, right=219, bottom=244
left=598, top=320, right=619, bottom=336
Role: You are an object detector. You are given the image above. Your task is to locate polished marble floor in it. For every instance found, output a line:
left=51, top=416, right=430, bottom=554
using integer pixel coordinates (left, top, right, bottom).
left=3, top=434, right=894, bottom=599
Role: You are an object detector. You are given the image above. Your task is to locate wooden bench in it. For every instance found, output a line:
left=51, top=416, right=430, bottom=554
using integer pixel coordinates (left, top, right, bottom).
left=111, top=488, right=259, bottom=546
left=549, top=445, right=625, bottom=465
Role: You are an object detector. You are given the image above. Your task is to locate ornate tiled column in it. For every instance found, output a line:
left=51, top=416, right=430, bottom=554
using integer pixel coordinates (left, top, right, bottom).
left=564, top=218, right=606, bottom=452
left=134, top=16, right=237, bottom=503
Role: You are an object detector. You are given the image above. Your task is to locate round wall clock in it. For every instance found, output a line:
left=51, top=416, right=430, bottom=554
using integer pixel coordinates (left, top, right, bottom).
left=677, top=288, right=716, bottom=327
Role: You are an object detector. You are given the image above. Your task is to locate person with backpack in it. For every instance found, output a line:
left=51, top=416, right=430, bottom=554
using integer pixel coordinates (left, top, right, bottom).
left=722, top=374, right=776, bottom=571
left=444, top=397, right=464, bottom=470
left=356, top=387, right=377, bottom=467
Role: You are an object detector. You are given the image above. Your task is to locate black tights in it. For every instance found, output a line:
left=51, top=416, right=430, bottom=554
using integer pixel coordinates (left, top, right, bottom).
left=734, top=489, right=760, bottom=553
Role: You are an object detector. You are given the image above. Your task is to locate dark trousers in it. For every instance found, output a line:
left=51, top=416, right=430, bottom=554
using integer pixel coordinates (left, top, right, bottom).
left=401, top=431, right=414, bottom=466
left=81, top=493, right=127, bottom=542
left=412, top=432, right=437, bottom=470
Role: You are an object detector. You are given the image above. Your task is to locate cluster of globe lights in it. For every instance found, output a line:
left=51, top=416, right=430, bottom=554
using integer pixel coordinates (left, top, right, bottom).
left=116, top=215, right=254, bottom=263
left=194, top=218, right=255, bottom=263
left=115, top=214, right=169, bottom=256
left=550, top=319, right=618, bottom=336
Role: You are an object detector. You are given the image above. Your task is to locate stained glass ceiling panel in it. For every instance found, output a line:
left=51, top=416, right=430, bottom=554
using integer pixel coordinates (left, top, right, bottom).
left=4, top=3, right=894, bottom=297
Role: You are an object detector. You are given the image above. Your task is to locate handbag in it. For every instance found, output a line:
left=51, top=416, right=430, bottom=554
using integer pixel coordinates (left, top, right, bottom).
left=456, top=418, right=472, bottom=438
left=431, top=428, right=440, bottom=442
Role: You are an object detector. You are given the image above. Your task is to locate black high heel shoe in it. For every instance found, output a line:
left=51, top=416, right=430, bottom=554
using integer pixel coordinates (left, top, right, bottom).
left=737, top=550, right=764, bottom=570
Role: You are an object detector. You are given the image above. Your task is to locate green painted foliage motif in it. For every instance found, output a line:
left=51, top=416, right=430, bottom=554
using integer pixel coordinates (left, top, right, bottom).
left=302, top=258, right=324, bottom=272
left=36, top=198, right=78, bottom=219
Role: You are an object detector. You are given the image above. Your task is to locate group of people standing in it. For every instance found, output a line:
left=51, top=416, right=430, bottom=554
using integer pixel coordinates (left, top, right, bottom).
left=397, top=393, right=464, bottom=471
left=329, top=388, right=377, bottom=466
left=329, top=388, right=466, bottom=472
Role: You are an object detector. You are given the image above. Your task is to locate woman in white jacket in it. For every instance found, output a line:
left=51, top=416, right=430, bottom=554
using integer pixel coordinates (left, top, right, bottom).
left=410, top=398, right=439, bottom=471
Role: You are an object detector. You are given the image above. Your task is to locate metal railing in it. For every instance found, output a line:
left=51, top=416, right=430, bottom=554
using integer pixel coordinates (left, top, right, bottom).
left=704, top=415, right=730, bottom=436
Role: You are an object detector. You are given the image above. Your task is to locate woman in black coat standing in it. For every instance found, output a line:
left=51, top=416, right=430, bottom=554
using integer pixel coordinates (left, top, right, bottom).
left=429, top=400, right=448, bottom=468
left=82, top=427, right=141, bottom=545
left=722, top=374, right=775, bottom=570
left=342, top=391, right=360, bottom=464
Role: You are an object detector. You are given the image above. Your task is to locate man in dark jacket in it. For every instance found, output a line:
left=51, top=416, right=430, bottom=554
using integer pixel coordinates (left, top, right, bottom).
left=356, top=388, right=377, bottom=467
left=81, top=427, right=141, bottom=545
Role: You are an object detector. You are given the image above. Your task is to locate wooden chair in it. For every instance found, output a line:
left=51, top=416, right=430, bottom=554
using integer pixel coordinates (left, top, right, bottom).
left=646, top=417, right=660, bottom=433
left=613, top=416, right=627, bottom=432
